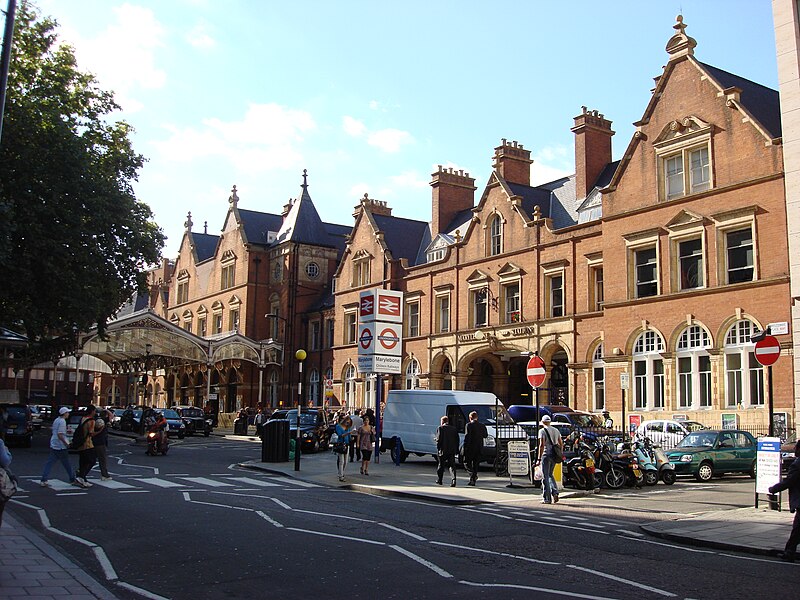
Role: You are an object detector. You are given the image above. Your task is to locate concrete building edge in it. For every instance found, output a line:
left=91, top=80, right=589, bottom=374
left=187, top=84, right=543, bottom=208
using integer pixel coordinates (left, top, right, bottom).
left=639, top=522, right=779, bottom=557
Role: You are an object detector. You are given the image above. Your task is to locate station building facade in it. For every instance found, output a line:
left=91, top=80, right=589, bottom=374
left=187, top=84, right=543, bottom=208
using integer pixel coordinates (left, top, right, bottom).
left=331, top=17, right=795, bottom=434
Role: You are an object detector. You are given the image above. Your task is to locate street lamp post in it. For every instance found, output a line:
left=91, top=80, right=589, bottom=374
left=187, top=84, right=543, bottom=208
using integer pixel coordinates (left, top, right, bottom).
left=295, top=349, right=307, bottom=472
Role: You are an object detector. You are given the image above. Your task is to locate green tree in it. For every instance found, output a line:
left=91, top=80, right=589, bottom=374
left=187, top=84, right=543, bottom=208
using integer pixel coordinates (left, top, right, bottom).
left=0, top=1, right=164, bottom=362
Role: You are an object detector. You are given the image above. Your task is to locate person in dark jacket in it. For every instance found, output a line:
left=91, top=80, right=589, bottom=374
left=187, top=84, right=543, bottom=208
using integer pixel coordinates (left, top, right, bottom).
left=770, top=440, right=800, bottom=562
left=435, top=416, right=459, bottom=487
left=463, top=411, right=488, bottom=486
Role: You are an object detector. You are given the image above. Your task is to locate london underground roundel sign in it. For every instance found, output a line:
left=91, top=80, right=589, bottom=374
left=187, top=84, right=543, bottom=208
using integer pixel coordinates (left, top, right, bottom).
left=754, top=335, right=780, bottom=366
left=526, top=355, right=546, bottom=388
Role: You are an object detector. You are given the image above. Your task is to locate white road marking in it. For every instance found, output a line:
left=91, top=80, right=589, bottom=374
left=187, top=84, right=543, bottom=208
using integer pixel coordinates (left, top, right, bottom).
left=227, top=477, right=281, bottom=487
left=44, top=480, right=75, bottom=491
left=92, top=479, right=137, bottom=489
left=116, top=581, right=171, bottom=600
left=718, top=553, right=800, bottom=564
left=267, top=476, right=319, bottom=488
left=391, top=545, right=452, bottom=578
left=180, top=477, right=234, bottom=487
left=56, top=492, right=87, bottom=496
left=617, top=529, right=644, bottom=536
left=516, top=518, right=610, bottom=535
left=255, top=510, right=283, bottom=528
left=617, top=535, right=715, bottom=553
left=428, top=540, right=559, bottom=565
left=270, top=498, right=292, bottom=510
left=460, top=580, right=620, bottom=599
left=567, top=564, right=676, bottom=597
left=119, top=490, right=150, bottom=494
left=286, top=527, right=385, bottom=545
left=379, top=523, right=427, bottom=541
left=134, top=478, right=186, bottom=488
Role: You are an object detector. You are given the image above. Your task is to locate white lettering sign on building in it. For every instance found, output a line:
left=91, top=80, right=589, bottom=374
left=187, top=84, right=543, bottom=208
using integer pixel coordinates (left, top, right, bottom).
left=357, top=289, right=403, bottom=374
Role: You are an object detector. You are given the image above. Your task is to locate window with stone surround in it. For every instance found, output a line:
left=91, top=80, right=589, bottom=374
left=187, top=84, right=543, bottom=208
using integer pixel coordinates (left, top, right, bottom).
left=676, top=325, right=712, bottom=409
left=406, top=301, right=420, bottom=337
left=344, top=311, right=357, bottom=345
left=592, top=343, right=605, bottom=411
left=488, top=214, right=503, bottom=256
left=633, top=330, right=665, bottom=411
left=435, top=294, right=450, bottom=333
left=654, top=117, right=713, bottom=201
left=724, top=319, right=764, bottom=408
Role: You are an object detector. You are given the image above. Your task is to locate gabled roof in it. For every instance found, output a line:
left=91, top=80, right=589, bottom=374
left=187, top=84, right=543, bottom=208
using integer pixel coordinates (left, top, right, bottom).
left=508, top=181, right=553, bottom=221
left=238, top=209, right=283, bottom=247
left=192, top=232, right=220, bottom=262
left=698, top=61, right=781, bottom=139
left=372, top=213, right=431, bottom=266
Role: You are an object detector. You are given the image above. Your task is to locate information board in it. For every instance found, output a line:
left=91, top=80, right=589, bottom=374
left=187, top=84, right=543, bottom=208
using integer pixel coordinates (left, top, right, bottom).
left=756, top=437, right=782, bottom=495
left=507, top=440, right=531, bottom=477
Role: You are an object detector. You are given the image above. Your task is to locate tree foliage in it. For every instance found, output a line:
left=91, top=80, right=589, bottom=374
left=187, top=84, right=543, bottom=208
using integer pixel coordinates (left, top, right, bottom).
left=0, top=2, right=164, bottom=362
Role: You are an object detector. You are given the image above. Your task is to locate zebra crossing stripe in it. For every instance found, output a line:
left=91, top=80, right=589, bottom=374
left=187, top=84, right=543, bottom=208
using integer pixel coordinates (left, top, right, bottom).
left=134, top=478, right=186, bottom=488
left=181, top=477, right=234, bottom=487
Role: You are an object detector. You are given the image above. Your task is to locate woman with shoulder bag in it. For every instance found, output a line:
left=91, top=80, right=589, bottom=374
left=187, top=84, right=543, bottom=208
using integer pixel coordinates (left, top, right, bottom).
left=357, top=416, right=375, bottom=476
left=334, top=416, right=354, bottom=482
left=535, top=415, right=564, bottom=505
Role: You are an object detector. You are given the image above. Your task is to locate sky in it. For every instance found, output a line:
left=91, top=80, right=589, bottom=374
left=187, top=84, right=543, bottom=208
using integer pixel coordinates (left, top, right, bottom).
left=33, top=0, right=779, bottom=257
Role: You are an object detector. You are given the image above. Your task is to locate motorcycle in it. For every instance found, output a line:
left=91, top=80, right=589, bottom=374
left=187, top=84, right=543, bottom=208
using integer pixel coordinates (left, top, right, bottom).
left=146, top=426, right=169, bottom=456
left=614, top=442, right=644, bottom=487
left=641, top=436, right=676, bottom=485
left=589, top=437, right=627, bottom=489
left=632, top=436, right=659, bottom=486
left=563, top=434, right=601, bottom=491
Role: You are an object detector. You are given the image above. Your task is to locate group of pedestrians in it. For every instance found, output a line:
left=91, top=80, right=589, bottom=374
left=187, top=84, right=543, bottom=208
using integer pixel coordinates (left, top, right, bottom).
left=39, top=405, right=112, bottom=489
left=435, top=411, right=487, bottom=487
left=333, top=410, right=376, bottom=482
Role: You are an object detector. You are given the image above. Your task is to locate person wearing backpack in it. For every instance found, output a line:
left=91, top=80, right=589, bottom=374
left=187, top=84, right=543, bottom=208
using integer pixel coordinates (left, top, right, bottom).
left=75, top=405, right=98, bottom=487
left=535, top=414, right=564, bottom=505
left=40, top=407, right=85, bottom=488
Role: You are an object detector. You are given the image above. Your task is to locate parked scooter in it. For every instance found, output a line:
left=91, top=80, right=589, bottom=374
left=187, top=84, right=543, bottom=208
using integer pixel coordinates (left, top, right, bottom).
left=632, top=435, right=659, bottom=486
left=641, top=436, right=676, bottom=485
left=589, top=436, right=626, bottom=489
left=563, top=433, right=601, bottom=491
left=614, top=442, right=644, bottom=487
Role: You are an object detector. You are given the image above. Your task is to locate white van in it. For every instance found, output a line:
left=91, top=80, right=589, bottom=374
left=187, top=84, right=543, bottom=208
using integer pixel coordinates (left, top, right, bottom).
left=380, top=389, right=525, bottom=463
left=636, top=419, right=707, bottom=449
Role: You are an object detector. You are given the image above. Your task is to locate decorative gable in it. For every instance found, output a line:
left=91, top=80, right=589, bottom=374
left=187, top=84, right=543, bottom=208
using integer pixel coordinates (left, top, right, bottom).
left=653, top=116, right=713, bottom=148
left=666, top=209, right=706, bottom=232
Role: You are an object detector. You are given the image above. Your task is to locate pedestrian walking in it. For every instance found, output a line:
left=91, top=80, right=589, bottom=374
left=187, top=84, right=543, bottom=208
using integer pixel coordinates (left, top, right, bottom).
left=76, top=405, right=98, bottom=487
left=770, top=439, right=800, bottom=562
left=535, top=415, right=564, bottom=504
left=40, top=407, right=84, bottom=488
left=349, top=409, right=363, bottom=462
left=357, top=415, right=375, bottom=476
left=1, top=436, right=14, bottom=526
left=334, top=415, right=354, bottom=482
left=94, top=410, right=112, bottom=481
left=254, top=408, right=267, bottom=437
left=435, top=415, right=459, bottom=487
left=464, top=411, right=487, bottom=486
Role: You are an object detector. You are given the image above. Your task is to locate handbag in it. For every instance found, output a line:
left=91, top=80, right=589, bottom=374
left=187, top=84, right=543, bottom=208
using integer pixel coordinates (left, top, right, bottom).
left=332, top=441, right=347, bottom=454
left=0, top=466, right=18, bottom=502
left=546, top=427, right=563, bottom=463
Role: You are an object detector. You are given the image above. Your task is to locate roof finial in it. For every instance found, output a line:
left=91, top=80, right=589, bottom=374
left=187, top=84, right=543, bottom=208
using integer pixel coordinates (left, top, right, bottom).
left=204, top=221, right=208, bottom=234
left=228, top=185, right=239, bottom=208
left=302, top=169, right=308, bottom=190
left=184, top=211, right=193, bottom=231
left=666, top=14, right=696, bottom=59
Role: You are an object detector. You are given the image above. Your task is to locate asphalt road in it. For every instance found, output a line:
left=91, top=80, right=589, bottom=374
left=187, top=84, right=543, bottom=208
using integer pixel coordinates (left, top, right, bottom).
left=5, top=429, right=799, bottom=600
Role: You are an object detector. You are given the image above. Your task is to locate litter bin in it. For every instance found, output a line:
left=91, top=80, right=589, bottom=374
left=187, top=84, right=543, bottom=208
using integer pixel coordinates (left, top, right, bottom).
left=261, top=419, right=290, bottom=462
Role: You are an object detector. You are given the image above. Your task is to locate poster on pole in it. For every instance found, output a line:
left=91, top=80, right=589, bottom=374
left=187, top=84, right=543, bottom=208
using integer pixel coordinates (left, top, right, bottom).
left=756, top=437, right=782, bottom=496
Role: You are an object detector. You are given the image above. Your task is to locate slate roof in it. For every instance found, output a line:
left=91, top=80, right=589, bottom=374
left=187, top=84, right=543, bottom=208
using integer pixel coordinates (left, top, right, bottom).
left=442, top=208, right=474, bottom=237
left=192, top=232, right=220, bottom=262
left=274, top=183, right=338, bottom=248
left=372, top=213, right=431, bottom=266
left=115, top=291, right=150, bottom=318
left=508, top=181, right=553, bottom=221
left=699, top=61, right=781, bottom=139
left=238, top=209, right=284, bottom=247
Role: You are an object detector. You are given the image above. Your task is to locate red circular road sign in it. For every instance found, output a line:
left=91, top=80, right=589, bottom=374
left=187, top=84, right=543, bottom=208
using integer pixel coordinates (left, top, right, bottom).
left=526, top=355, right=546, bottom=388
left=754, top=335, right=780, bottom=366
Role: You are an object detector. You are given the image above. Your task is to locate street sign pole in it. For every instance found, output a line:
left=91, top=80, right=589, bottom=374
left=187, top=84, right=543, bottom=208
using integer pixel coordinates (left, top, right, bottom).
left=768, top=365, right=774, bottom=437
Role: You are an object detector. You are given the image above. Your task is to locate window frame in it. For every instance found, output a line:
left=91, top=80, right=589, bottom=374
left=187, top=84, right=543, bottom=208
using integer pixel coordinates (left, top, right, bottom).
left=654, top=120, right=713, bottom=202
left=435, top=293, right=450, bottom=334
left=632, top=330, right=665, bottom=411
left=406, top=301, right=420, bottom=338
left=712, top=208, right=758, bottom=287
left=675, top=325, right=712, bottom=410
left=502, top=281, right=521, bottom=324
left=592, top=344, right=605, bottom=412
left=723, top=319, right=764, bottom=408
left=488, top=214, right=503, bottom=256
left=344, top=311, right=357, bottom=345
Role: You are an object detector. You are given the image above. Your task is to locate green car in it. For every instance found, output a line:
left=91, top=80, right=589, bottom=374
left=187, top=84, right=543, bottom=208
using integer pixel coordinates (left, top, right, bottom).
left=666, top=429, right=757, bottom=482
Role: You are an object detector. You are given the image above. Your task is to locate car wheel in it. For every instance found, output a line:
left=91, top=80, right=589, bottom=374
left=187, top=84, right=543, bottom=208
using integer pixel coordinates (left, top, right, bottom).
left=644, top=470, right=658, bottom=486
left=390, top=445, right=408, bottom=463
left=605, top=466, right=626, bottom=489
left=661, top=470, right=677, bottom=485
left=695, top=461, right=714, bottom=482
left=749, top=460, right=756, bottom=479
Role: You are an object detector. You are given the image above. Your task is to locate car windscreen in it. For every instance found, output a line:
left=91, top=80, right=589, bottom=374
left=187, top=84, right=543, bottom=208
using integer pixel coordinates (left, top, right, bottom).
left=181, top=409, right=204, bottom=417
left=572, top=414, right=604, bottom=427
left=683, top=421, right=706, bottom=432
left=287, top=412, right=317, bottom=426
left=462, top=404, right=514, bottom=426
left=678, top=431, right=718, bottom=448
left=160, top=410, right=179, bottom=419
left=3, top=406, right=28, bottom=417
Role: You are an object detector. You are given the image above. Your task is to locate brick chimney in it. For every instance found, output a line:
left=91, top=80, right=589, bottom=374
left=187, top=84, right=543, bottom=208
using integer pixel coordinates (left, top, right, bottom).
left=492, top=139, right=532, bottom=186
left=353, top=193, right=393, bottom=218
left=430, top=166, right=476, bottom=235
left=571, top=106, right=614, bottom=200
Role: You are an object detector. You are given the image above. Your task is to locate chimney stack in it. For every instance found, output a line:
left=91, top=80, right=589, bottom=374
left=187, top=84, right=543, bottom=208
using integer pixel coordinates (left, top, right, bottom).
left=492, top=139, right=532, bottom=186
left=353, top=193, right=393, bottom=218
left=430, top=166, right=476, bottom=235
left=571, top=106, right=614, bottom=201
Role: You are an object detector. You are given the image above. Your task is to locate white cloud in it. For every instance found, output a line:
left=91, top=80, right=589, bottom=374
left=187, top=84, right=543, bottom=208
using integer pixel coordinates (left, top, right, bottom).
left=535, top=145, right=570, bottom=163
left=185, top=22, right=217, bottom=49
left=152, top=103, right=316, bottom=174
left=55, top=3, right=167, bottom=113
left=389, top=171, right=429, bottom=189
left=367, top=128, right=413, bottom=153
left=530, top=144, right=573, bottom=185
left=342, top=116, right=367, bottom=137
left=348, top=183, right=371, bottom=200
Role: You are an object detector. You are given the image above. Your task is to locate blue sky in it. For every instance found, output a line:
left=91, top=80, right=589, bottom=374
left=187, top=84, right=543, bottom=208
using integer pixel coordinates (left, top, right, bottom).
left=36, top=0, right=778, bottom=256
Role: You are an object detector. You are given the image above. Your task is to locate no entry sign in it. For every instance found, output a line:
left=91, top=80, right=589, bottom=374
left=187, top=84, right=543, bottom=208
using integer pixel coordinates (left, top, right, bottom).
left=526, top=355, right=546, bottom=388
left=754, top=335, right=780, bottom=366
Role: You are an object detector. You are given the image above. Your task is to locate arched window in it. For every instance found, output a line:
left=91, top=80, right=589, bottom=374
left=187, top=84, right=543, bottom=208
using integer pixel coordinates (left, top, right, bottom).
left=724, top=319, right=764, bottom=408
left=489, top=215, right=502, bottom=256
left=308, top=369, right=319, bottom=405
left=676, top=325, right=712, bottom=409
left=442, top=359, right=453, bottom=390
left=344, top=364, right=356, bottom=406
left=405, top=358, right=421, bottom=390
left=632, top=331, right=665, bottom=411
left=268, top=371, right=279, bottom=406
left=592, top=344, right=605, bottom=411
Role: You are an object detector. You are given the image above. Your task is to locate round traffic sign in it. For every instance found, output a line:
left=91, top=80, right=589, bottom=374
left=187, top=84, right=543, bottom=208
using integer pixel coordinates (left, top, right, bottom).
left=754, top=335, right=780, bottom=366
left=526, top=355, right=546, bottom=388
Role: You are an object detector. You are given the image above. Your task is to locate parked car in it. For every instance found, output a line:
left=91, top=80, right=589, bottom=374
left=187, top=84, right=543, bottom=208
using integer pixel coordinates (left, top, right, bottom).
left=120, top=408, right=143, bottom=433
left=507, top=404, right=576, bottom=424
left=29, top=405, right=44, bottom=430
left=286, top=408, right=331, bottom=453
left=172, top=406, right=213, bottom=436
left=1, top=403, right=33, bottom=447
left=268, top=409, right=289, bottom=421
left=666, top=429, right=757, bottom=481
left=781, top=439, right=799, bottom=474
left=108, top=408, right=126, bottom=430
left=637, top=419, right=707, bottom=449
left=157, top=408, right=186, bottom=439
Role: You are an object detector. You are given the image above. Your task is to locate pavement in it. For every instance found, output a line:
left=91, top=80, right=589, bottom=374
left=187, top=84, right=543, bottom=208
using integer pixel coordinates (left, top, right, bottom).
left=2, top=427, right=795, bottom=599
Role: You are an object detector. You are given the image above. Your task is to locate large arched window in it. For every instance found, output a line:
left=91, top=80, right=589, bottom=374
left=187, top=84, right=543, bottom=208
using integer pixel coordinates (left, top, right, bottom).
left=308, top=369, right=319, bottom=405
left=632, top=331, right=665, bottom=411
left=405, top=358, right=421, bottom=389
left=724, top=319, right=764, bottom=408
left=344, top=364, right=356, bottom=406
left=676, top=325, right=712, bottom=409
left=592, top=344, right=605, bottom=411
left=489, top=214, right=502, bottom=256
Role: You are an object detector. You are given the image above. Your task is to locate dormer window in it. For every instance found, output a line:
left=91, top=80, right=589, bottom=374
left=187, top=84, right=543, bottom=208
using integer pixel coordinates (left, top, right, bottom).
left=352, top=250, right=371, bottom=288
left=654, top=116, right=713, bottom=201
left=176, top=270, right=190, bottom=304
left=221, top=251, right=237, bottom=290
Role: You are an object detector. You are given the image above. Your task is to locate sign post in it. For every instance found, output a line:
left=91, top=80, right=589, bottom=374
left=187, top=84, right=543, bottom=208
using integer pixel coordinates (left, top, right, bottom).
left=526, top=353, right=546, bottom=436
left=755, top=437, right=782, bottom=510
left=754, top=334, right=780, bottom=436
left=507, top=440, right=531, bottom=488
left=620, top=372, right=629, bottom=441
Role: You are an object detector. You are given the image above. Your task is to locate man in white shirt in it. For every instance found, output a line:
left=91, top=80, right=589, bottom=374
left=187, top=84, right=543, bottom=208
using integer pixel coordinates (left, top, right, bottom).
left=40, top=407, right=85, bottom=488
left=535, top=415, right=564, bottom=504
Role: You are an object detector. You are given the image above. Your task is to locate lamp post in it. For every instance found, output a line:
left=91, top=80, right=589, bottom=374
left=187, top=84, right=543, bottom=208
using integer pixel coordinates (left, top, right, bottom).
left=295, top=349, right=307, bottom=472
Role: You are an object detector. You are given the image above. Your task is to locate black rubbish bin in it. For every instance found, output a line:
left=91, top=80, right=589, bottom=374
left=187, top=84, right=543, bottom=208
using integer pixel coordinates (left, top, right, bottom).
left=262, top=419, right=290, bottom=462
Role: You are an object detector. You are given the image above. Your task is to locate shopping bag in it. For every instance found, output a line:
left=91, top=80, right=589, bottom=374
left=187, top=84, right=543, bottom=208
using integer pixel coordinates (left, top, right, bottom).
left=533, top=464, right=544, bottom=481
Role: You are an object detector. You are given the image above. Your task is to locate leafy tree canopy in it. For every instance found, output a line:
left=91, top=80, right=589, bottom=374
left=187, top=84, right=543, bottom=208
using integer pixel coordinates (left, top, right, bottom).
left=0, top=1, right=165, bottom=363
